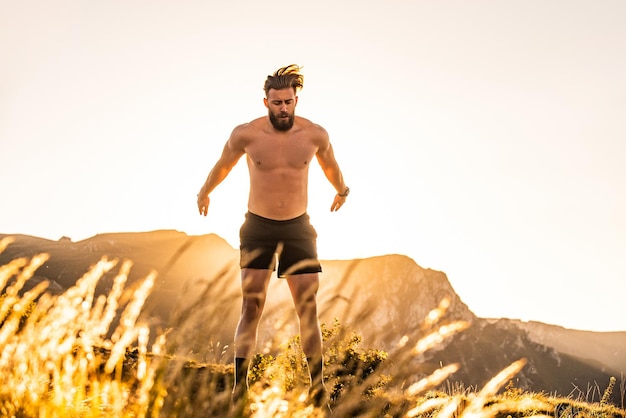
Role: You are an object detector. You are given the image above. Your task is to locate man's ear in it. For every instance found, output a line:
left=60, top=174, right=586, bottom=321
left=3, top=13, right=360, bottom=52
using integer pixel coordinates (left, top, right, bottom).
left=263, top=97, right=269, bottom=108
left=295, top=96, right=299, bottom=105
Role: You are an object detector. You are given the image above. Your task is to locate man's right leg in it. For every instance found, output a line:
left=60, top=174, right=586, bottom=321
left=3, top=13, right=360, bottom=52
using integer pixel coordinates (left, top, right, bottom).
left=232, top=268, right=272, bottom=401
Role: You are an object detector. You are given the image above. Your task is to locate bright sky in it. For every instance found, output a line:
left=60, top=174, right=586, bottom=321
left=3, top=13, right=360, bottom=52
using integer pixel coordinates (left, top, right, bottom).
left=1, top=1, right=625, bottom=332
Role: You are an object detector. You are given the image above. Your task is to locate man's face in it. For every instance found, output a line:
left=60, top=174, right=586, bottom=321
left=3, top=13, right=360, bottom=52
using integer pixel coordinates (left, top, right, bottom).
left=264, top=88, right=298, bottom=131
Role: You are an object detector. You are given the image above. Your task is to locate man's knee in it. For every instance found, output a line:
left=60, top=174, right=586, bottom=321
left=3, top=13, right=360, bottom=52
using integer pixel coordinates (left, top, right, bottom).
left=241, top=295, right=266, bottom=319
left=296, top=297, right=317, bottom=322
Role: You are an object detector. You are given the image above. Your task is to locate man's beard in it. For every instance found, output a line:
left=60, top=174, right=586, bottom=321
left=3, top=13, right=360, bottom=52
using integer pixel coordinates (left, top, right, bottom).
left=269, top=111, right=295, bottom=131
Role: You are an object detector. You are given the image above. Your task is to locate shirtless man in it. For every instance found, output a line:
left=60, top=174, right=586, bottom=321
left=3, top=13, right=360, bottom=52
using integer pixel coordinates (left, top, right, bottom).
left=196, top=65, right=349, bottom=406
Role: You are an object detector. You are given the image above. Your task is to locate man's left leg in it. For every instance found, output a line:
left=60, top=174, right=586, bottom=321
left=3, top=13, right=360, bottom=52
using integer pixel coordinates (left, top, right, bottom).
left=286, top=273, right=327, bottom=404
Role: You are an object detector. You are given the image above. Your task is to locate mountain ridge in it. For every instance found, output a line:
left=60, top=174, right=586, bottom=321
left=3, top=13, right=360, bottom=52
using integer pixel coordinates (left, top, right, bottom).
left=1, top=230, right=624, bottom=401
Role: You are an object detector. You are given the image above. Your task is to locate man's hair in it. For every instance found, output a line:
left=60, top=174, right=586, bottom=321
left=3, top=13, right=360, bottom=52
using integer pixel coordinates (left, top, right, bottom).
left=264, top=64, right=304, bottom=97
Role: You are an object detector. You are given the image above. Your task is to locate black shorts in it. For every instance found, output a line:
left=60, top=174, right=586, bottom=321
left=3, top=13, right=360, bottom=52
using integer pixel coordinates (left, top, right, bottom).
left=239, top=212, right=322, bottom=277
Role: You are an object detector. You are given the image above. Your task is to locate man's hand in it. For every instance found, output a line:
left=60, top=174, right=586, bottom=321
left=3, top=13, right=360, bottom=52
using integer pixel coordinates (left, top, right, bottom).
left=330, top=194, right=347, bottom=212
left=197, top=192, right=210, bottom=216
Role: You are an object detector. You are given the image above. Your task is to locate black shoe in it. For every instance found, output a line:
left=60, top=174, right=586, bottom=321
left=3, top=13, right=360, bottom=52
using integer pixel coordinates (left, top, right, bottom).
left=311, top=383, right=332, bottom=414
left=231, top=385, right=249, bottom=417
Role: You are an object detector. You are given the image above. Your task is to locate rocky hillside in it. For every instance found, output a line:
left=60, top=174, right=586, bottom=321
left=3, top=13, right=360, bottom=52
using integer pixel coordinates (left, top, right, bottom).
left=510, top=320, right=626, bottom=376
left=1, top=231, right=624, bottom=402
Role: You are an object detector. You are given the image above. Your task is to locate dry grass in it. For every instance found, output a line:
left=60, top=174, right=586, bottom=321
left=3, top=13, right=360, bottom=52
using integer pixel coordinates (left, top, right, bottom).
left=0, top=235, right=624, bottom=417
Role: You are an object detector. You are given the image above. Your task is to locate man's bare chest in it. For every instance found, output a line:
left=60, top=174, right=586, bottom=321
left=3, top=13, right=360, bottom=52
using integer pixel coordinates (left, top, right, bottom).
left=246, top=138, right=317, bottom=170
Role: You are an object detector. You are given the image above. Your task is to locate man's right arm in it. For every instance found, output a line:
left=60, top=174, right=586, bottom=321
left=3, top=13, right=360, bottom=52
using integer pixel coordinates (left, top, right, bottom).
left=197, top=128, right=246, bottom=216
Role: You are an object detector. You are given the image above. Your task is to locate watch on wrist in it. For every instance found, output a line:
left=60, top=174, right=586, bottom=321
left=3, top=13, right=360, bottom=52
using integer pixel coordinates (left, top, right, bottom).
left=338, top=186, right=350, bottom=197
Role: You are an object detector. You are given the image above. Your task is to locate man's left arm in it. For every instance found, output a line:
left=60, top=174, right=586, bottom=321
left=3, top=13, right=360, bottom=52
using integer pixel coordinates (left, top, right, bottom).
left=316, top=135, right=349, bottom=212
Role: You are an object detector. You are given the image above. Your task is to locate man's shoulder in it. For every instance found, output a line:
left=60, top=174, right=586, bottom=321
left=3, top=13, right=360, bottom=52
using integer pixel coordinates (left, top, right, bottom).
left=295, top=116, right=328, bottom=136
left=295, top=116, right=319, bottom=128
left=234, top=117, right=265, bottom=132
left=230, top=118, right=265, bottom=140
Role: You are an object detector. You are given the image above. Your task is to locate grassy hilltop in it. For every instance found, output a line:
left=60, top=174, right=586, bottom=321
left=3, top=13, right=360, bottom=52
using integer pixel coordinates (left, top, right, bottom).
left=1, top=236, right=624, bottom=417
